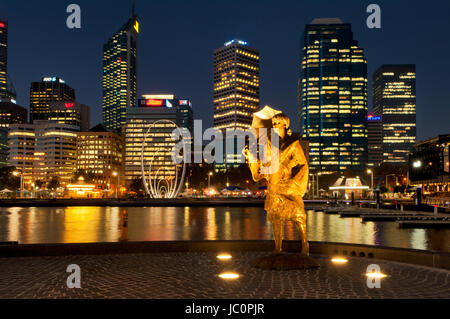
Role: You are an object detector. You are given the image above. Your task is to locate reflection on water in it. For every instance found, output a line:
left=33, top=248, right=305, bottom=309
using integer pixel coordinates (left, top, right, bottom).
left=0, top=206, right=448, bottom=252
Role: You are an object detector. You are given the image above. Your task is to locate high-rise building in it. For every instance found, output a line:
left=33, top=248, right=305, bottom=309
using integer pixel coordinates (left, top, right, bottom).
left=48, top=101, right=91, bottom=131
left=102, top=10, right=139, bottom=132
left=29, top=77, right=75, bottom=123
left=213, top=39, right=259, bottom=171
left=0, top=20, right=16, bottom=101
left=8, top=121, right=78, bottom=187
left=0, top=20, right=7, bottom=99
left=373, top=64, right=416, bottom=165
left=367, top=114, right=383, bottom=167
left=213, top=39, right=259, bottom=131
left=299, top=18, right=368, bottom=174
left=0, top=100, right=27, bottom=128
left=124, top=94, right=193, bottom=187
left=76, top=124, right=124, bottom=191
left=0, top=100, right=27, bottom=166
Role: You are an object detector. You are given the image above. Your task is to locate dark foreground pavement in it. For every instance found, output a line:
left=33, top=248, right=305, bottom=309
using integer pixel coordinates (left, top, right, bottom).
left=0, top=251, right=449, bottom=299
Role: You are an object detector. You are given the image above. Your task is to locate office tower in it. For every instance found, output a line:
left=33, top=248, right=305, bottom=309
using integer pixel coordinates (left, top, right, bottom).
left=367, top=114, right=383, bottom=167
left=102, top=10, right=139, bottom=131
left=124, top=94, right=193, bottom=186
left=76, top=124, right=124, bottom=191
left=8, top=121, right=78, bottom=187
left=213, top=39, right=259, bottom=131
left=29, top=77, right=75, bottom=123
left=0, top=20, right=16, bottom=101
left=48, top=101, right=91, bottom=131
left=373, top=64, right=416, bottom=165
left=299, top=18, right=368, bottom=173
left=0, top=100, right=27, bottom=166
left=213, top=39, right=259, bottom=170
left=0, top=100, right=27, bottom=128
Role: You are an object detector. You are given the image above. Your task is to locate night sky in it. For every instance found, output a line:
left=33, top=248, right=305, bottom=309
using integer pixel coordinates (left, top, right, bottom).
left=1, top=0, right=449, bottom=141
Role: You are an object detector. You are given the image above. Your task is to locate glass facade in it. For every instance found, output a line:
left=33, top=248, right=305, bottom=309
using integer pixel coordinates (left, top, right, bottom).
left=102, top=14, right=138, bottom=132
left=48, top=101, right=91, bottom=132
left=29, top=77, right=75, bottom=123
left=299, top=18, right=368, bottom=174
left=373, top=64, right=416, bottom=165
left=76, top=124, right=124, bottom=190
left=0, top=20, right=15, bottom=101
left=367, top=114, right=383, bottom=166
left=8, top=121, right=79, bottom=187
left=213, top=39, right=259, bottom=171
left=124, top=96, right=193, bottom=186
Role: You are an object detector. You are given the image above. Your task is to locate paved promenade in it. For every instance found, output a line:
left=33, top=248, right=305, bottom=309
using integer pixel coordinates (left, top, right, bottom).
left=0, top=252, right=449, bottom=299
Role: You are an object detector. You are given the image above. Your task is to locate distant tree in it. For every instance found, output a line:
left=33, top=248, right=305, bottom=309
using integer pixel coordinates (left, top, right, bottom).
left=0, top=166, right=19, bottom=190
left=48, top=177, right=60, bottom=190
left=130, top=176, right=144, bottom=193
left=35, top=180, right=45, bottom=189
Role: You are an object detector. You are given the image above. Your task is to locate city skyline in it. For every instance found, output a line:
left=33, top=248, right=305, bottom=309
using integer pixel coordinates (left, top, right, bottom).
left=0, top=0, right=449, bottom=141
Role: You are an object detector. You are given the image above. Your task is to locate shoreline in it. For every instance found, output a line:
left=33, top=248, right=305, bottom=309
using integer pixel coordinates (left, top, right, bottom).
left=1, top=240, right=449, bottom=270
left=0, top=198, right=266, bottom=207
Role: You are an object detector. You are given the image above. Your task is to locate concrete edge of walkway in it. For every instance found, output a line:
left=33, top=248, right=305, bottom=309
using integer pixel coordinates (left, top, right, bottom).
left=0, top=240, right=449, bottom=270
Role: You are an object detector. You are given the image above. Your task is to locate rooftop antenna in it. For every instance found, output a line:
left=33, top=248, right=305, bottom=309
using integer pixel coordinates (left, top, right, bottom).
left=132, top=0, right=135, bottom=17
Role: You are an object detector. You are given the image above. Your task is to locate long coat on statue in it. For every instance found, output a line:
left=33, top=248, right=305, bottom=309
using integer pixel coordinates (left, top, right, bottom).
left=248, top=132, right=309, bottom=224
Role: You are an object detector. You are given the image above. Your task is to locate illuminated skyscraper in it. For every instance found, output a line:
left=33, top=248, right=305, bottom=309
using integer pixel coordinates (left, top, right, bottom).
left=213, top=39, right=259, bottom=131
left=8, top=121, right=78, bottom=187
left=29, top=77, right=75, bottom=123
left=124, top=94, right=193, bottom=187
left=213, top=39, right=259, bottom=170
left=299, top=18, right=368, bottom=173
left=76, top=124, right=124, bottom=191
left=0, top=19, right=16, bottom=101
left=366, top=114, right=383, bottom=166
left=102, top=10, right=139, bottom=132
left=48, top=101, right=91, bottom=131
left=373, top=64, right=416, bottom=165
left=0, top=100, right=27, bottom=166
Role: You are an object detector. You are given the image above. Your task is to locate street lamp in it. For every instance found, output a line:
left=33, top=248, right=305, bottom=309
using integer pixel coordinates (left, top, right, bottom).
left=112, top=171, right=119, bottom=199
left=367, top=169, right=374, bottom=190
left=208, top=171, right=213, bottom=191
left=12, top=170, right=23, bottom=198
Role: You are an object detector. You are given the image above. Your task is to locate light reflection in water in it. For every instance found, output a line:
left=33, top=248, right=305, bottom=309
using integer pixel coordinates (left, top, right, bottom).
left=0, top=206, right=448, bottom=252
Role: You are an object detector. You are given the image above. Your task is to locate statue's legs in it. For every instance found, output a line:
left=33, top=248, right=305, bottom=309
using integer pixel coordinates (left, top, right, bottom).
left=295, top=221, right=309, bottom=255
left=272, top=220, right=284, bottom=253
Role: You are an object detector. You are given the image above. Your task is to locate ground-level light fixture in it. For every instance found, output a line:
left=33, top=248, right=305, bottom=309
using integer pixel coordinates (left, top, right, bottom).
left=331, top=257, right=348, bottom=264
left=218, top=272, right=239, bottom=280
left=365, top=272, right=387, bottom=279
left=217, top=253, right=232, bottom=261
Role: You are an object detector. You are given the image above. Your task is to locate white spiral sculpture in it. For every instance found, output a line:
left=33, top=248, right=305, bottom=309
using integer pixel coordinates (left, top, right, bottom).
left=140, top=119, right=186, bottom=198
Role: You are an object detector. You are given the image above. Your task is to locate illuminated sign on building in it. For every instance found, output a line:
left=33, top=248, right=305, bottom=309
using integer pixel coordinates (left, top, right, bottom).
left=0, top=22, right=5, bottom=28
left=65, top=103, right=74, bottom=108
left=144, top=99, right=164, bottom=106
left=367, top=114, right=381, bottom=121
left=224, top=39, right=248, bottom=46
left=178, top=100, right=188, bottom=106
left=42, top=77, right=65, bottom=84
left=134, top=20, right=139, bottom=33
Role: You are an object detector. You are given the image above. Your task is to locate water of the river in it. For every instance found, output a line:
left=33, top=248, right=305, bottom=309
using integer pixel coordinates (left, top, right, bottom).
left=0, top=206, right=448, bottom=252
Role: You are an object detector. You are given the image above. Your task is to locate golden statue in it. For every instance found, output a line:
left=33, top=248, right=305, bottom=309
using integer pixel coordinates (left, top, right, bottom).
left=245, top=106, right=311, bottom=258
